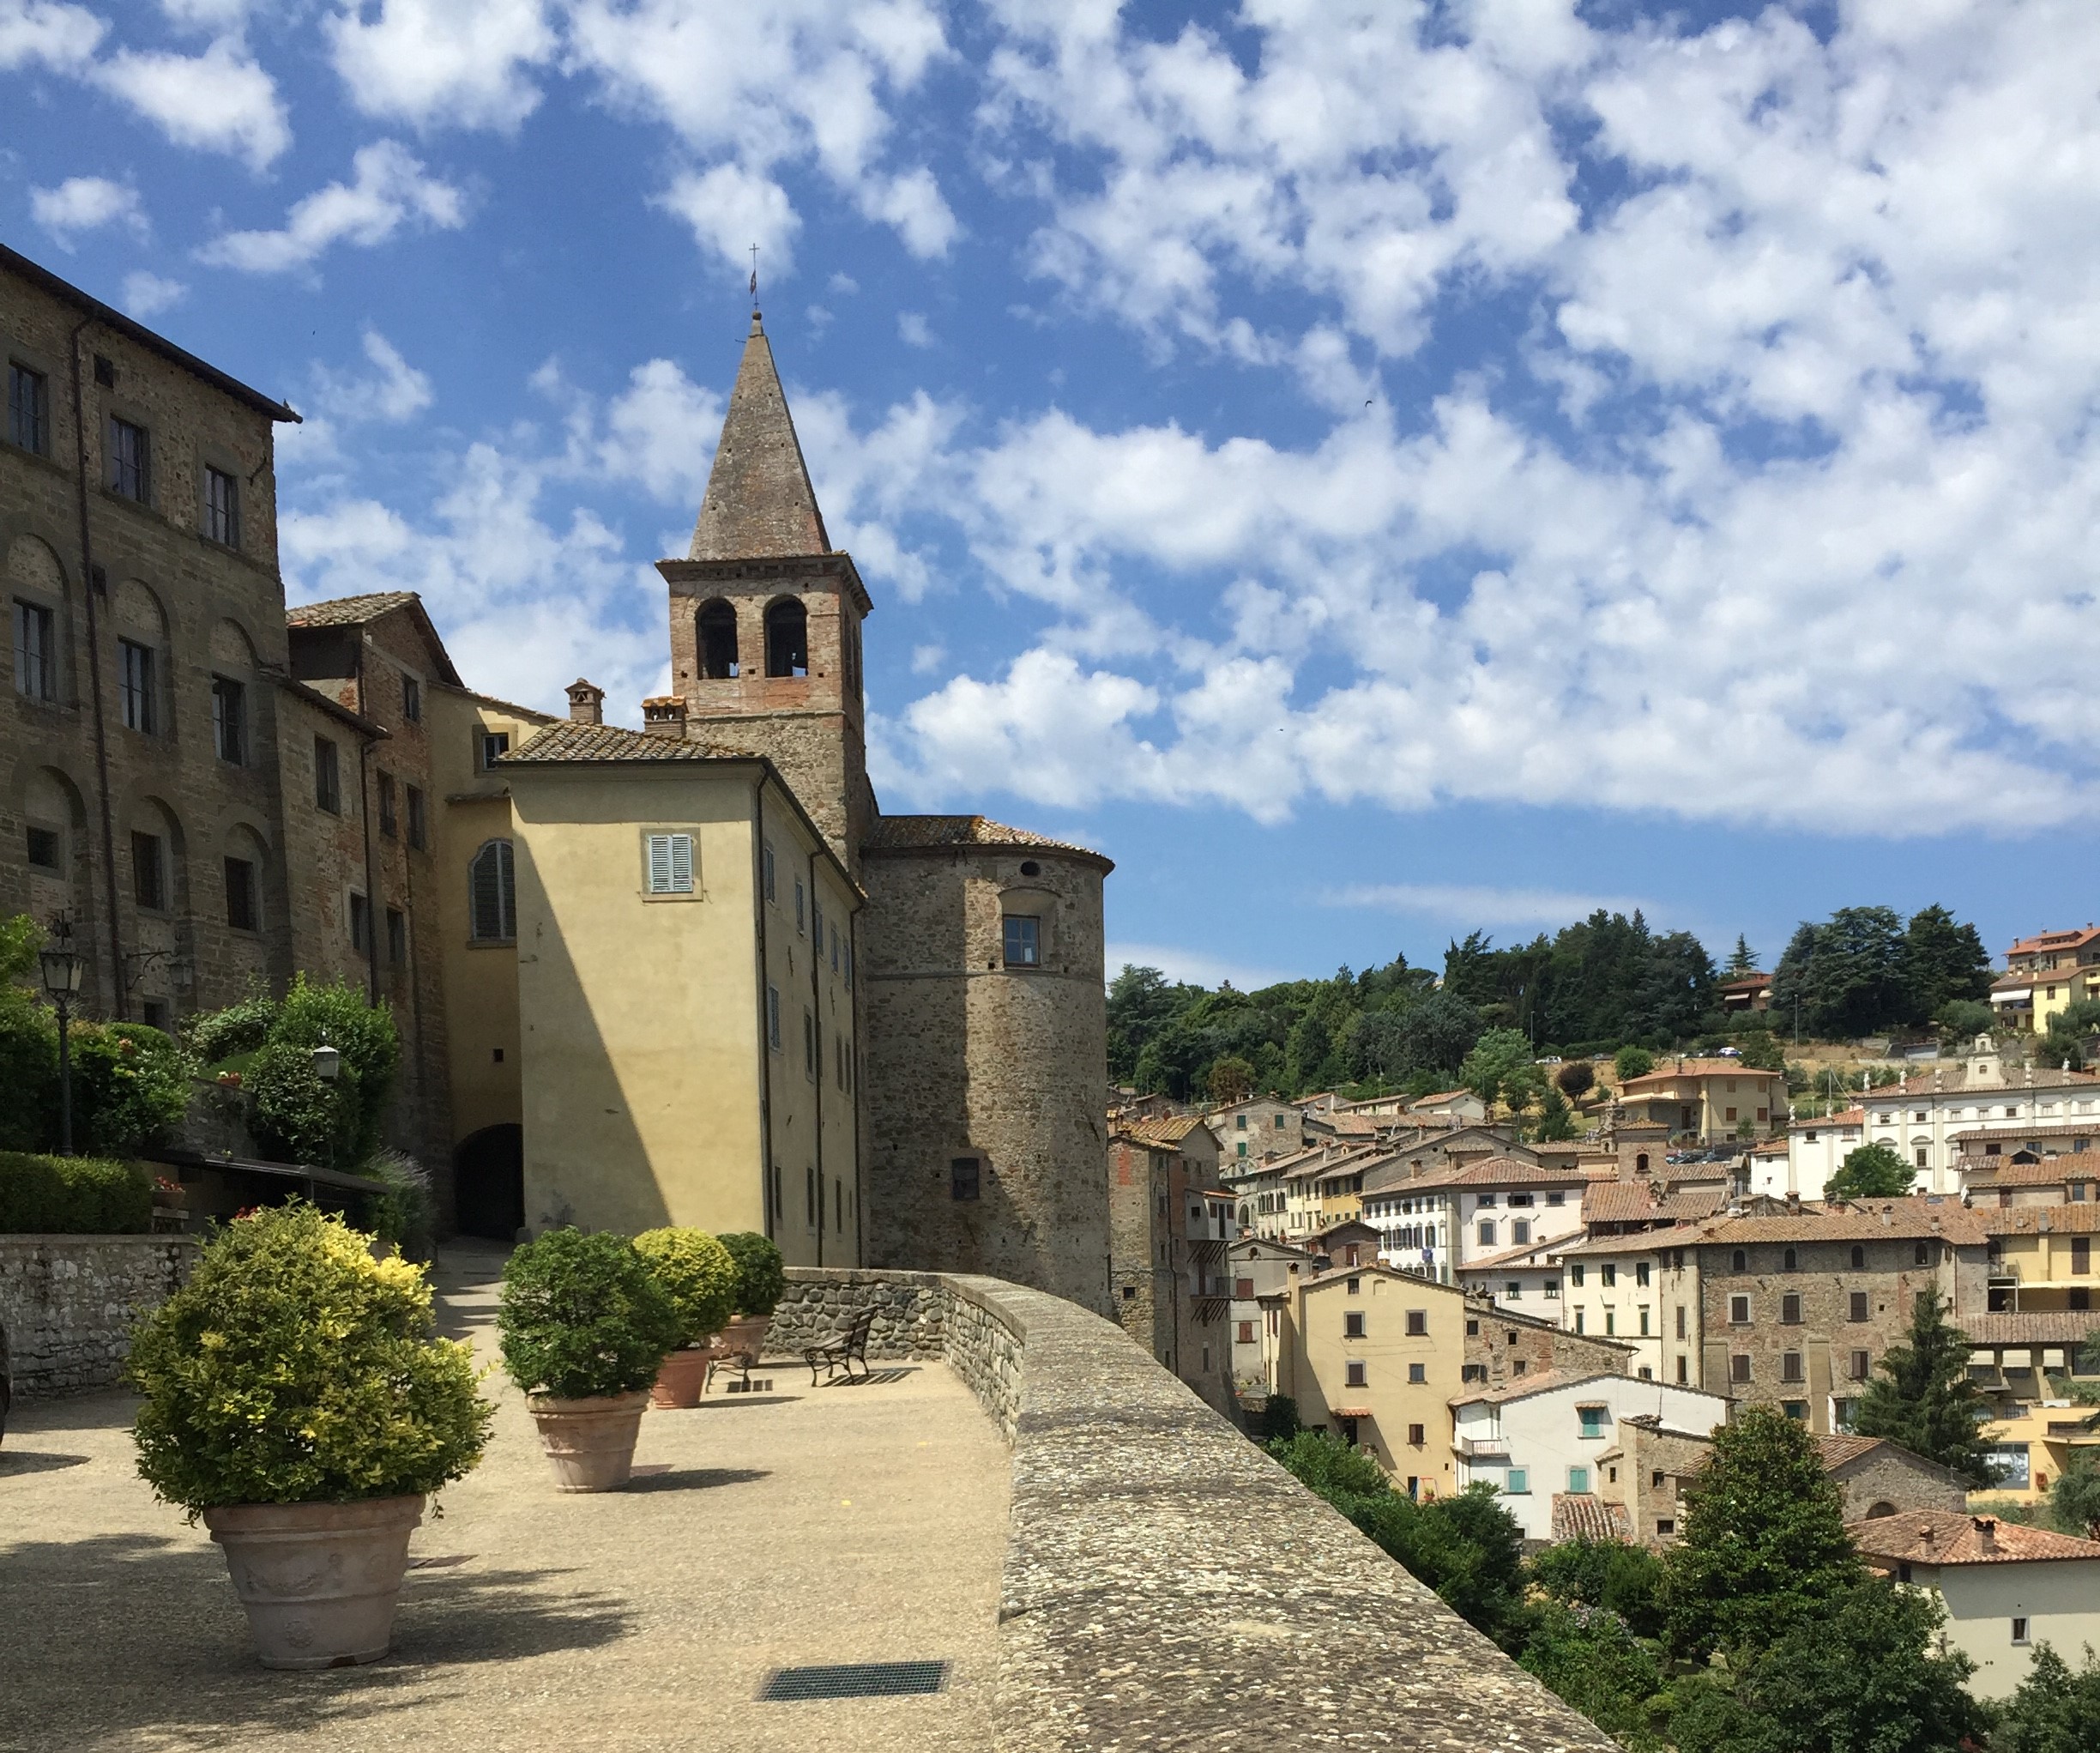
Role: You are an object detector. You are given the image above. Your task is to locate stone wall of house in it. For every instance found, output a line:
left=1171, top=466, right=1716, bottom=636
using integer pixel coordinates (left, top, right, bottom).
left=1834, top=1448, right=1970, bottom=1520
left=781, top=1265, right=1620, bottom=1752
left=0, top=1235, right=196, bottom=1396
left=860, top=841, right=1112, bottom=1316
left=1471, top=1304, right=1634, bottom=1388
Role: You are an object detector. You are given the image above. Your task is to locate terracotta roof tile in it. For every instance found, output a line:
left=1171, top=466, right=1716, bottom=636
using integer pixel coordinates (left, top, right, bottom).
left=1620, top=1059, right=1787, bottom=1087
left=1118, top=1115, right=1211, bottom=1149
left=498, top=722, right=760, bottom=764
left=2006, top=927, right=2100, bottom=960
left=1451, top=1368, right=1622, bottom=1408
left=1957, top=1311, right=2100, bottom=1345
left=1850, top=1508, right=2100, bottom=1566
left=1551, top=1495, right=1632, bottom=1544
left=285, top=590, right=421, bottom=628
left=862, top=813, right=1113, bottom=869
left=1688, top=1200, right=1988, bottom=1247
left=1982, top=1203, right=2100, bottom=1236
left=1964, top=1152, right=2100, bottom=1183
left=1582, top=1182, right=1729, bottom=1225
left=688, top=312, right=830, bottom=562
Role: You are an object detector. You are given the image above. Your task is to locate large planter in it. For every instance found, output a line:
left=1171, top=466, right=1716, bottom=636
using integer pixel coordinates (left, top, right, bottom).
left=649, top=1345, right=715, bottom=1409
left=202, top=1494, right=425, bottom=1670
left=527, top=1391, right=650, bottom=1491
left=709, top=1314, right=772, bottom=1379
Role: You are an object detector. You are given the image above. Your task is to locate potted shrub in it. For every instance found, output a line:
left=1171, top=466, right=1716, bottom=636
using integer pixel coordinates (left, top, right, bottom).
left=709, top=1231, right=787, bottom=1384
left=498, top=1229, right=682, bottom=1491
left=633, top=1228, right=737, bottom=1408
left=126, top=1203, right=490, bottom=1670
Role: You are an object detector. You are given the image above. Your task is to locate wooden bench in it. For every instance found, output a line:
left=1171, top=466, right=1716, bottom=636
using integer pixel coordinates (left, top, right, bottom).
left=803, top=1309, right=876, bottom=1385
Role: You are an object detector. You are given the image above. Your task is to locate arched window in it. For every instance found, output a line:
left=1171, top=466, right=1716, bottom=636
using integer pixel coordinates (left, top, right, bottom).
left=1731, top=1248, right=1747, bottom=1272
left=1635, top=1152, right=1650, bottom=1175
left=1783, top=1248, right=1798, bottom=1272
left=697, top=599, right=739, bottom=678
left=764, top=596, right=807, bottom=677
left=1850, top=1245, right=1866, bottom=1269
left=469, top=838, right=516, bottom=942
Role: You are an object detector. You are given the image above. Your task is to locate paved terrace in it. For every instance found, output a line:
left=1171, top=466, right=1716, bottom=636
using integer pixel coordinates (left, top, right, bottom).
left=2, top=1256, right=1620, bottom=1752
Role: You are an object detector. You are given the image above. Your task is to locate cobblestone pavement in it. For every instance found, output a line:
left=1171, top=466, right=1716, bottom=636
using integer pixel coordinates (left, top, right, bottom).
left=0, top=1245, right=1011, bottom=1752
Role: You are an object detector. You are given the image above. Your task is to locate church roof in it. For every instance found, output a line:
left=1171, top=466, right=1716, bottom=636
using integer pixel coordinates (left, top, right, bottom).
left=690, top=311, right=830, bottom=562
left=864, top=813, right=1113, bottom=872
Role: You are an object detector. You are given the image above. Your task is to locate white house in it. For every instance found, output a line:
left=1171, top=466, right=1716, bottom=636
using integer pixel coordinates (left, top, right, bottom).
left=1451, top=1369, right=1730, bottom=1543
left=1361, top=1157, right=1589, bottom=1285
left=1226, top=1235, right=1311, bottom=1391
left=1841, top=1041, right=2100, bottom=1194
left=1850, top=1510, right=2100, bottom=1700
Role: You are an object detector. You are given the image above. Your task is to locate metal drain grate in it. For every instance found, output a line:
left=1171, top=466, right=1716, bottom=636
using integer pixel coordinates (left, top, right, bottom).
left=759, top=1660, right=950, bottom=1702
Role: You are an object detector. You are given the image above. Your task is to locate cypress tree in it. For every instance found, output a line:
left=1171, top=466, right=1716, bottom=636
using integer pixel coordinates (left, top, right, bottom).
left=1853, top=1285, right=1996, bottom=1484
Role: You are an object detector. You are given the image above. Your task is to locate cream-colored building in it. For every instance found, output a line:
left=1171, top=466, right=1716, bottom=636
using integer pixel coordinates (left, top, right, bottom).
left=501, top=717, right=861, bottom=1265
left=1615, top=1057, right=1785, bottom=1143
left=1851, top=1510, right=2100, bottom=1700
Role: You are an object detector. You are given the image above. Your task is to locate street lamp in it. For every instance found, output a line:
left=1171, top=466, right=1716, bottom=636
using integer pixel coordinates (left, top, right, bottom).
left=39, top=911, right=83, bottom=1157
left=311, top=1043, right=341, bottom=1081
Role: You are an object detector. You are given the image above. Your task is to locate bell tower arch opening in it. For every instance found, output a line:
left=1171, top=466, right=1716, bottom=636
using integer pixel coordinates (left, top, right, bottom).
left=764, top=596, right=808, bottom=677
left=697, top=598, right=739, bottom=678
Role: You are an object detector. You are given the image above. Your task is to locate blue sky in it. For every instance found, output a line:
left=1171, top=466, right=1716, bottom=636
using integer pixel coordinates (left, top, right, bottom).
left=7, top=0, right=2100, bottom=988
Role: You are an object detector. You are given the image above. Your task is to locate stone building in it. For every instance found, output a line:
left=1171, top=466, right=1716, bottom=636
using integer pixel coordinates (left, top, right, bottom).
left=1108, top=1115, right=1232, bottom=1412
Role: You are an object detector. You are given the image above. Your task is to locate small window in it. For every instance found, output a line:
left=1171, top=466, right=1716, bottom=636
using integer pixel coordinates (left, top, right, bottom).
left=1568, top=1466, right=1590, bottom=1493
left=1676, top=1304, right=1687, bottom=1339
left=468, top=838, right=516, bottom=941
left=951, top=1156, right=981, bottom=1201
left=314, top=736, right=341, bottom=813
left=14, top=600, right=55, bottom=700
left=1505, top=1467, right=1528, bottom=1494
left=1851, top=1245, right=1866, bottom=1269
left=1602, top=1264, right=1617, bottom=1287
left=794, top=878, right=806, bottom=934
left=645, top=831, right=696, bottom=895
left=2012, top=1617, right=2030, bottom=1646
left=1237, top=1320, right=1254, bottom=1343
left=1570, top=1263, right=1584, bottom=1287
left=378, top=773, right=397, bottom=837
left=1676, top=1355, right=1689, bottom=1383
left=1547, top=1189, right=1564, bottom=1206
left=1783, top=1399, right=1807, bottom=1421
left=803, top=1007, right=817, bottom=1081
left=27, top=825, right=60, bottom=870
left=8, top=361, right=51, bottom=454
left=762, top=841, right=776, bottom=902
left=1343, top=1310, right=1365, bottom=1339
left=108, top=417, right=149, bottom=501
left=1578, top=1405, right=1607, bottom=1438
left=1408, top=1423, right=1425, bottom=1446
left=1731, top=1248, right=1747, bottom=1272
left=1782, top=1351, right=1804, bottom=1383
left=386, top=906, right=407, bottom=966
left=479, top=728, right=510, bottom=770
left=401, top=674, right=421, bottom=722
left=1730, top=1353, right=1751, bottom=1384
left=1477, top=1219, right=1496, bottom=1247
left=1914, top=1242, right=1929, bottom=1266
left=406, top=785, right=426, bottom=849
left=1505, top=1280, right=1523, bottom=1300
left=119, top=638, right=155, bottom=733
left=211, top=676, right=245, bottom=764
left=1405, top=1309, right=1427, bottom=1337
left=139, top=997, right=168, bottom=1031
left=1850, top=1291, right=1870, bottom=1321
left=1656, top=1519, right=1675, bottom=1537
left=1730, top=1294, right=1751, bottom=1324
left=766, top=984, right=781, bottom=1049
left=1782, top=1292, right=1802, bottom=1325
left=1851, top=1349, right=1871, bottom=1381
left=1637, top=1260, right=1651, bottom=1288
left=224, top=856, right=257, bottom=932
left=1345, top=1360, right=1367, bottom=1387
left=1783, top=1248, right=1798, bottom=1272
left=204, top=465, right=238, bottom=547
left=1003, top=914, right=1041, bottom=968
left=130, top=831, right=165, bottom=910
left=1512, top=1218, right=1530, bottom=1244
left=1408, top=1362, right=1426, bottom=1383
left=348, top=892, right=371, bottom=953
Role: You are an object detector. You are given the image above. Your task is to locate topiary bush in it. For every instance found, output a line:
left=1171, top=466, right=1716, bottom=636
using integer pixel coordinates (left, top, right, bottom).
left=634, top=1228, right=738, bottom=1346
left=126, top=1203, right=490, bottom=1514
left=498, top=1229, right=683, bottom=1399
left=716, top=1230, right=787, bottom=1318
left=186, top=986, right=279, bottom=1066
left=0, top=1151, right=152, bottom=1233
left=232, top=976, right=399, bottom=1171
left=68, top=1020, right=193, bottom=1158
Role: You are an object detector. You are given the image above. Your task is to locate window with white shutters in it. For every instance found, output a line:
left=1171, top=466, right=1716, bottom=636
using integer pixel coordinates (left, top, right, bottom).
left=469, top=839, right=515, bottom=941
left=645, top=831, right=694, bottom=894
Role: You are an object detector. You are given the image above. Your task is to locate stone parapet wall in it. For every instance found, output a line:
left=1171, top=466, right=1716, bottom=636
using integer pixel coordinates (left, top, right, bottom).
left=0, top=1236, right=197, bottom=1398
left=781, top=1266, right=1619, bottom=1751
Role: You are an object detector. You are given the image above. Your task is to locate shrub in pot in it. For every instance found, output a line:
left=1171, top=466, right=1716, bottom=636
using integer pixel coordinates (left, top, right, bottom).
left=710, top=1231, right=788, bottom=1384
left=126, top=1203, right=490, bottom=1669
left=498, top=1229, right=683, bottom=1490
left=634, top=1228, right=737, bottom=1407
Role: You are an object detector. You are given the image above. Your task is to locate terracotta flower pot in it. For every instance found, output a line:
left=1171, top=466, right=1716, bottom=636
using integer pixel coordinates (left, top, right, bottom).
left=527, top=1391, right=650, bottom=1491
left=649, top=1345, right=715, bottom=1409
left=202, top=1495, right=425, bottom=1670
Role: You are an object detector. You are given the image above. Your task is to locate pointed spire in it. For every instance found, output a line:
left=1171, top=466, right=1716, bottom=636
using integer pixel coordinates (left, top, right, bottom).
left=690, top=310, right=830, bottom=561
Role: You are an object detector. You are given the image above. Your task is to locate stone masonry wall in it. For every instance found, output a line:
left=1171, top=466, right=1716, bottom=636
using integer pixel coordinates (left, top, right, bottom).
left=0, top=1236, right=197, bottom=1396
left=781, top=1266, right=1620, bottom=1751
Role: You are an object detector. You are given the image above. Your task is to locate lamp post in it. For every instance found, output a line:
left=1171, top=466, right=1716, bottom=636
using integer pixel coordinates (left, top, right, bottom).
left=311, top=1042, right=341, bottom=1082
left=39, top=911, right=84, bottom=1157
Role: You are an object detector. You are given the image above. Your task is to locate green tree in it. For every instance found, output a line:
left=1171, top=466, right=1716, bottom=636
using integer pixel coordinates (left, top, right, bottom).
left=1669, top=1579, right=1984, bottom=1753
left=1554, top=1060, right=1596, bottom=1100
left=1724, top=934, right=1759, bottom=977
left=1934, top=998, right=1995, bottom=1047
left=240, top=977, right=401, bottom=1171
left=1772, top=907, right=1909, bottom=1039
left=1533, top=1086, right=1578, bottom=1141
left=1106, top=964, right=1189, bottom=1085
left=1852, top=1286, right=1995, bottom=1484
left=1824, top=1141, right=1914, bottom=1200
left=1614, top=1044, right=1656, bottom=1082
left=1461, top=1027, right=1537, bottom=1109
left=1528, top=1535, right=1667, bottom=1638
left=1898, top=904, right=1993, bottom=1025
left=1735, top=1031, right=1785, bottom=1072
left=2050, top=1450, right=2100, bottom=1538
left=1206, top=1055, right=1255, bottom=1104
left=1663, top=1404, right=1863, bottom=1658
left=1519, top=1602, right=1667, bottom=1750
left=1994, top=1641, right=2100, bottom=1753
left=2052, top=996, right=2100, bottom=1038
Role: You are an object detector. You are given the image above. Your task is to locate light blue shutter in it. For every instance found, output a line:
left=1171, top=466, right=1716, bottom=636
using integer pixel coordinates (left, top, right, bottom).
left=647, top=833, right=673, bottom=893
left=669, top=833, right=693, bottom=893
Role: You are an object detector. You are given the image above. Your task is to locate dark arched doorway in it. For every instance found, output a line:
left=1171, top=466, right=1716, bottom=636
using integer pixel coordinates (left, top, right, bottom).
left=454, top=1124, right=523, bottom=1240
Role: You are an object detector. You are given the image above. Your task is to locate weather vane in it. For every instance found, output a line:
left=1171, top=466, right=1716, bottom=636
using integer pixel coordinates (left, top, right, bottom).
left=749, top=244, right=759, bottom=311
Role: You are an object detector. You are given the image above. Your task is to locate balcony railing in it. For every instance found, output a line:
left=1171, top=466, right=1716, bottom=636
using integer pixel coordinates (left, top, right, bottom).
left=1455, top=1433, right=1508, bottom=1458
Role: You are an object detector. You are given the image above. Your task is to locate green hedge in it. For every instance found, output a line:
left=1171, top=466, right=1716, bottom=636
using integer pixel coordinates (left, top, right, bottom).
left=0, top=1151, right=154, bottom=1233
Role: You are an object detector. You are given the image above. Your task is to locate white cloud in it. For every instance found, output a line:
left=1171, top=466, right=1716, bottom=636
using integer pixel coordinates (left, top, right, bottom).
left=1328, top=884, right=1658, bottom=929
left=590, top=357, right=723, bottom=506
left=158, top=0, right=263, bottom=26
left=328, top=0, right=555, bottom=133
left=329, top=329, right=434, bottom=421
left=896, top=310, right=930, bottom=348
left=565, top=0, right=955, bottom=270
left=29, top=175, right=143, bottom=243
left=92, top=38, right=291, bottom=171
left=1104, top=941, right=1294, bottom=992
left=0, top=0, right=104, bottom=70
left=119, top=270, right=186, bottom=317
left=198, top=141, right=468, bottom=272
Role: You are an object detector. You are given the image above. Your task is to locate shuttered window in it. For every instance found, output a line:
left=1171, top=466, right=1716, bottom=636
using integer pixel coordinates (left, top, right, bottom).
left=645, top=831, right=695, bottom=894
left=469, top=838, right=515, bottom=941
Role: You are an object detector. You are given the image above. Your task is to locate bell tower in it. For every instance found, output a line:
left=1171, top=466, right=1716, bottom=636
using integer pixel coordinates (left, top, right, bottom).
left=659, top=311, right=873, bottom=871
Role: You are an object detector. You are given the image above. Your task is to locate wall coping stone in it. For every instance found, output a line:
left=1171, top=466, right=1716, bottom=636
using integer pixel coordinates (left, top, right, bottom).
left=785, top=1266, right=1618, bottom=1751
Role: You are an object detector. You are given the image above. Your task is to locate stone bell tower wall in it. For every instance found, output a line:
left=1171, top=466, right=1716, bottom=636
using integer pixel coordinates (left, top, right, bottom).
left=859, top=837, right=1111, bottom=1315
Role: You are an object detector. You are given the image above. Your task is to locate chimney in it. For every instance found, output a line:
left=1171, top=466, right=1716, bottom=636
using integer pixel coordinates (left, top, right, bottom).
left=642, top=696, right=687, bottom=738
left=565, top=678, right=605, bottom=725
left=1919, top=1523, right=1935, bottom=1548
left=1972, top=1516, right=1997, bottom=1553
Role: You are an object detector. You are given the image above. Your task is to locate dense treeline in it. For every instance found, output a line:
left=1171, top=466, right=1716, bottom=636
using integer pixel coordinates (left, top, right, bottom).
left=1112, top=902, right=1995, bottom=1103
